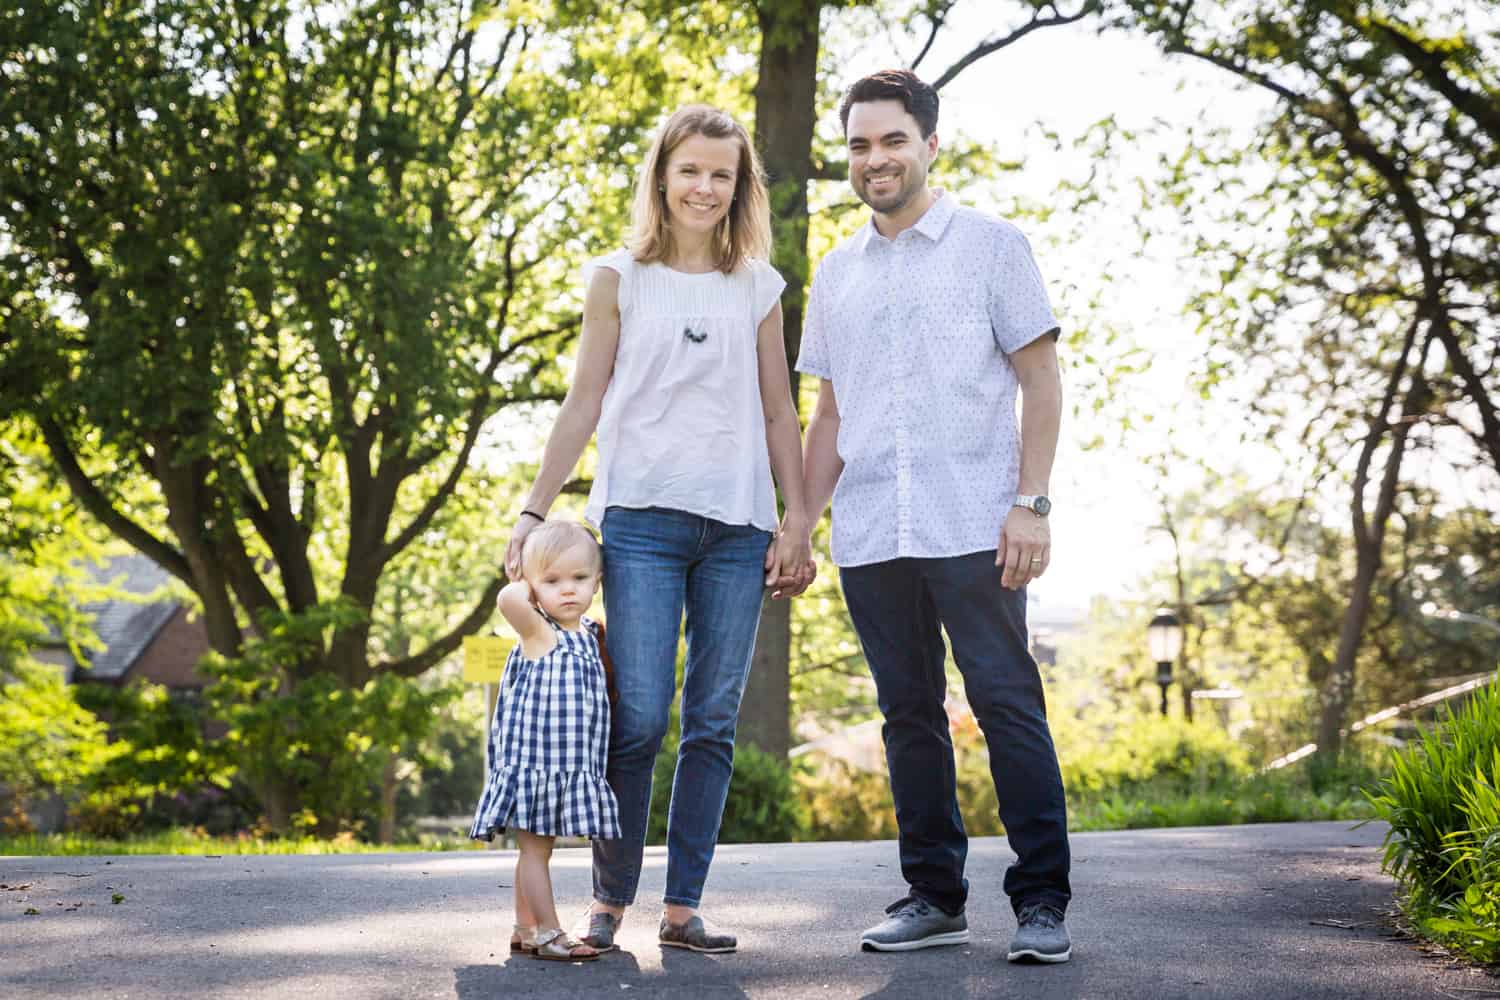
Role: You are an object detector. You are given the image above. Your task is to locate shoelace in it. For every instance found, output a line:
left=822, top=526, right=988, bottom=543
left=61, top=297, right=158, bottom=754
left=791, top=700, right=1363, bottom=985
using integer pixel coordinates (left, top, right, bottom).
left=885, top=895, right=932, bottom=917
left=1018, top=903, right=1063, bottom=929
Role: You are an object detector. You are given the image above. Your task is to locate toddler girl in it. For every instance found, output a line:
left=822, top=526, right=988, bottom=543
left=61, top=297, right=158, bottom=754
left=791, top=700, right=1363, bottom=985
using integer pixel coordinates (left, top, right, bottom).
left=470, top=518, right=620, bottom=961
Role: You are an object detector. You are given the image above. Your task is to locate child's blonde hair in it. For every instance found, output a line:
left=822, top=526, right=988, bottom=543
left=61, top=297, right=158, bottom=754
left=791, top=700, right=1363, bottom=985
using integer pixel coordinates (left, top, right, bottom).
left=520, top=519, right=602, bottom=580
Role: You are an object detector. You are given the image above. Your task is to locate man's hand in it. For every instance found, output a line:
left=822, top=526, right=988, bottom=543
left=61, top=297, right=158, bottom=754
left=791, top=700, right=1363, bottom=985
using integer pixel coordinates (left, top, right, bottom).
left=997, top=507, right=1050, bottom=590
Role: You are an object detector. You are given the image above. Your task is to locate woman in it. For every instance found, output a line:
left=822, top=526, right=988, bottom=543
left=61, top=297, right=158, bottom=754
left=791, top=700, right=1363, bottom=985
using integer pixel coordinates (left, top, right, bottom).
left=503, top=105, right=814, bottom=954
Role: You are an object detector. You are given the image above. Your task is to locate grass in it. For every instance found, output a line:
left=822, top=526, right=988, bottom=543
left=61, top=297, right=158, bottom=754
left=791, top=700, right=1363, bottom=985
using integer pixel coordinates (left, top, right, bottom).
left=1070, top=769, right=1377, bottom=832
left=0, top=828, right=483, bottom=856
left=3, top=743, right=1389, bottom=856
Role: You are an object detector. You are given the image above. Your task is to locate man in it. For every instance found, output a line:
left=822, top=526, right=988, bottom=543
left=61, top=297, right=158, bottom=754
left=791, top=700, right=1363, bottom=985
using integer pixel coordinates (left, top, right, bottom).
left=799, top=69, right=1073, bottom=964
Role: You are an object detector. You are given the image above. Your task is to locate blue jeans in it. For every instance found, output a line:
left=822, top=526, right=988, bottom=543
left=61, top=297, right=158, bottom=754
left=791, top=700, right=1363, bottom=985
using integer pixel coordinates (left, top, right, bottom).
left=593, top=505, right=771, bottom=909
left=840, top=551, right=1072, bottom=917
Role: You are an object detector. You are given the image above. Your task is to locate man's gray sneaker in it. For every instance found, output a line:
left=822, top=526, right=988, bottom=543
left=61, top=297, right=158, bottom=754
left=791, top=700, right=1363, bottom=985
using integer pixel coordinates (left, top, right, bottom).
left=659, top=915, right=736, bottom=954
left=860, top=895, right=970, bottom=952
left=1007, top=901, right=1071, bottom=963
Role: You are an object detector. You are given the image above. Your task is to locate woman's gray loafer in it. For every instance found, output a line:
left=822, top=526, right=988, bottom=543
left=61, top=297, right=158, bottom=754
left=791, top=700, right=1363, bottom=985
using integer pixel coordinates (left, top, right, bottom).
left=659, top=915, right=737, bottom=953
left=574, top=909, right=622, bottom=952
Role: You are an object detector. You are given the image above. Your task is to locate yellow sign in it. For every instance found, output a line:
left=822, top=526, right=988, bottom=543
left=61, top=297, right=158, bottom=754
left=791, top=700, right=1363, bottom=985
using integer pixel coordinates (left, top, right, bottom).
left=463, top=635, right=514, bottom=684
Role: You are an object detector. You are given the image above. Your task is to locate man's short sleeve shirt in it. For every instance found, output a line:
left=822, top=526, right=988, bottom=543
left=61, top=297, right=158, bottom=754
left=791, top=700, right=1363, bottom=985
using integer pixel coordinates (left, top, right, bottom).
left=795, top=192, right=1059, bottom=568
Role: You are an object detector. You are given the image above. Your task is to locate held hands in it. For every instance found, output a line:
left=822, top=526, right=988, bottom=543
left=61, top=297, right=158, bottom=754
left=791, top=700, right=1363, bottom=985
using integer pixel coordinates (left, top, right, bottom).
left=765, top=511, right=816, bottom=599
left=998, top=507, right=1050, bottom=590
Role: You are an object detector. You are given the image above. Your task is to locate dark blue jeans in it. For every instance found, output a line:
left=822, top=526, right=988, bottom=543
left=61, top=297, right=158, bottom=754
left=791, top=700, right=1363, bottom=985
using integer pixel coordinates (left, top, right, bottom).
left=593, top=505, right=771, bottom=909
left=840, top=550, right=1071, bottom=917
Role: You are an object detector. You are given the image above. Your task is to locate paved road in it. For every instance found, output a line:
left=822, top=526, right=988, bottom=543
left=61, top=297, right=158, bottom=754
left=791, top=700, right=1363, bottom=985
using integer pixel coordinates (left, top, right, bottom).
left=2, top=821, right=1488, bottom=999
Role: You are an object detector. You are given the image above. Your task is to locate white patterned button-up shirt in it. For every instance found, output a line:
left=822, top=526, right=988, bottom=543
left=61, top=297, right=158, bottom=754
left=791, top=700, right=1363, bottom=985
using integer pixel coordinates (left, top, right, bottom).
left=796, top=192, right=1060, bottom=568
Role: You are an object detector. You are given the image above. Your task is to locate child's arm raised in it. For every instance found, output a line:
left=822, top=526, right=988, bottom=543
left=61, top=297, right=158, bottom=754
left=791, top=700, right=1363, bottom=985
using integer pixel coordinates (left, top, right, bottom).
left=498, top=581, right=558, bottom=660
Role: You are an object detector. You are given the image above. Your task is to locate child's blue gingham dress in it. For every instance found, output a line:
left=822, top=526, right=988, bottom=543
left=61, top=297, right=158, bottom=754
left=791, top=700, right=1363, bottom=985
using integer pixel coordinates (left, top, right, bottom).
left=469, top=615, right=621, bottom=840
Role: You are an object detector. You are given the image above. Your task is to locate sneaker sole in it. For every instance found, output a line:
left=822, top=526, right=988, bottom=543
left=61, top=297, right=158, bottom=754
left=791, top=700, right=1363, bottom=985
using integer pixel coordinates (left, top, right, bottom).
left=1007, top=946, right=1072, bottom=963
left=861, top=929, right=971, bottom=952
left=660, top=939, right=737, bottom=954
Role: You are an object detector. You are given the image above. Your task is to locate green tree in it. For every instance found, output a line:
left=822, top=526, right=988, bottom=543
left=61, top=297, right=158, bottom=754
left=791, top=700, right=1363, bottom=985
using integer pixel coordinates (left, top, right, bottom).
left=1113, top=0, right=1499, bottom=757
left=0, top=422, right=121, bottom=831
left=0, top=0, right=675, bottom=828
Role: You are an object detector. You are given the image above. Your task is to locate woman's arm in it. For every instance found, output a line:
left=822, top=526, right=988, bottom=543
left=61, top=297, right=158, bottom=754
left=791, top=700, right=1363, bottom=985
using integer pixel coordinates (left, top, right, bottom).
left=503, top=267, right=623, bottom=578
left=755, top=302, right=814, bottom=596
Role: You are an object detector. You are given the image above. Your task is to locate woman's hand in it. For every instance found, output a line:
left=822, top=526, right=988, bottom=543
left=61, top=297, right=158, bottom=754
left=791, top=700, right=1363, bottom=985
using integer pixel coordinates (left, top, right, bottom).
left=504, top=514, right=542, bottom=581
left=766, top=511, right=815, bottom=599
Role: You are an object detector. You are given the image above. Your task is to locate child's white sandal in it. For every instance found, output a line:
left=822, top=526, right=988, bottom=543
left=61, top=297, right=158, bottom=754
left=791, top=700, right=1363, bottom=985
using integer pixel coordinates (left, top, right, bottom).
left=531, top=927, right=600, bottom=962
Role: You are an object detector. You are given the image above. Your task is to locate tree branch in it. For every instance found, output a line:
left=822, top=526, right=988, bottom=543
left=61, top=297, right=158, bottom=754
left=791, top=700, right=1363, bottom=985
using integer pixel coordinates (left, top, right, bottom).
left=931, top=2, right=1100, bottom=92
left=37, top=417, right=192, bottom=584
left=1364, top=15, right=1500, bottom=143
left=378, top=573, right=507, bottom=678
left=908, top=1, right=957, bottom=71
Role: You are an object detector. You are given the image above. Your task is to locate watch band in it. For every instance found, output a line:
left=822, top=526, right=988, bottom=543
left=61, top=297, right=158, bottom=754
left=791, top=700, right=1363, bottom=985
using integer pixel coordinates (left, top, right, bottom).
left=1014, top=494, right=1051, bottom=516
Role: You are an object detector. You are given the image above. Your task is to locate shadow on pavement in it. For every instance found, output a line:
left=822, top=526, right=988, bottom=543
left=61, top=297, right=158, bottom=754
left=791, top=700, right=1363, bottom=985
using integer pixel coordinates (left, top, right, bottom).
left=455, top=947, right=752, bottom=1000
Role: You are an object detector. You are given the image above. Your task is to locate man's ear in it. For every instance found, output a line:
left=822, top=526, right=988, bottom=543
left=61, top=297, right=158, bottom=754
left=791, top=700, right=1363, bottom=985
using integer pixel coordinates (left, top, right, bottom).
left=926, top=131, right=940, bottom=162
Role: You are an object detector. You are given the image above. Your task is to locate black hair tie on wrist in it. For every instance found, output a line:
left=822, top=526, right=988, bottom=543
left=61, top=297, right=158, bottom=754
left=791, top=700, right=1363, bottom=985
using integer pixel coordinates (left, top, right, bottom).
left=519, top=510, right=545, bottom=524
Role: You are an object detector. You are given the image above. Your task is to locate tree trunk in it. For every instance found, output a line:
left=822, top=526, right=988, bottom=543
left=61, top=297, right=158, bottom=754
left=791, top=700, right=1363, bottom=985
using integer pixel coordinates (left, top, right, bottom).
left=260, top=775, right=300, bottom=834
left=1316, top=351, right=1429, bottom=758
left=378, top=753, right=399, bottom=845
left=1317, top=540, right=1381, bottom=756
left=740, top=0, right=821, bottom=761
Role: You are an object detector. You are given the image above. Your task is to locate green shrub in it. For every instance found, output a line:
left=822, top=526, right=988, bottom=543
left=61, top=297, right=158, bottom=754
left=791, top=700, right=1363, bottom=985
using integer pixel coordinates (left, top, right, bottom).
left=396, top=688, right=487, bottom=826
left=201, top=602, right=459, bottom=838
left=0, top=659, right=126, bottom=832
left=1366, top=680, right=1500, bottom=964
left=1070, top=767, right=1376, bottom=832
left=73, top=681, right=246, bottom=837
left=647, top=723, right=806, bottom=846
left=793, top=756, right=897, bottom=842
left=717, top=743, right=806, bottom=843
left=1059, top=713, right=1253, bottom=797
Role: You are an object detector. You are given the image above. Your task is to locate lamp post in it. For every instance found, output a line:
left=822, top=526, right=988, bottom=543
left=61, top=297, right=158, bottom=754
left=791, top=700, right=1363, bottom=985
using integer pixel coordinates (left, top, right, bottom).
left=1147, top=608, right=1184, bottom=717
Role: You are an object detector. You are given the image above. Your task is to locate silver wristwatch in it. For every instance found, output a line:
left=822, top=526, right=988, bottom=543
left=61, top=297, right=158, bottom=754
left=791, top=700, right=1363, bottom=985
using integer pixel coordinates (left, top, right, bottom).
left=1014, top=494, right=1052, bottom=517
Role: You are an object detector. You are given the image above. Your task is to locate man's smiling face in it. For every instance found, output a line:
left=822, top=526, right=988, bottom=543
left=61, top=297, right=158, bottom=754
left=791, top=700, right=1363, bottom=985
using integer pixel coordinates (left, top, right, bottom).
left=845, top=98, right=938, bottom=216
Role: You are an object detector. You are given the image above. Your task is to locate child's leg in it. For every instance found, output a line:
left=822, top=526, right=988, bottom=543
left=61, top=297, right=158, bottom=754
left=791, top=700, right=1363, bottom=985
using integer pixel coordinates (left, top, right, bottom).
left=517, top=830, right=599, bottom=959
left=515, top=830, right=560, bottom=931
left=514, top=857, right=535, bottom=928
left=512, top=855, right=536, bottom=950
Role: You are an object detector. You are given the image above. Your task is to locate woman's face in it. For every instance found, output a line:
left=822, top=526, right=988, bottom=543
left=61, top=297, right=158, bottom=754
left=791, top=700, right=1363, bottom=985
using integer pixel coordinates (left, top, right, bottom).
left=661, top=133, right=740, bottom=238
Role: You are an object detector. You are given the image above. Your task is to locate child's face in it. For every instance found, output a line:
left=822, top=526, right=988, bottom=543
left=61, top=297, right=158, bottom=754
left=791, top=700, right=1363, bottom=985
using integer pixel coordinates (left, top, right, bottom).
left=528, top=543, right=601, bottom=624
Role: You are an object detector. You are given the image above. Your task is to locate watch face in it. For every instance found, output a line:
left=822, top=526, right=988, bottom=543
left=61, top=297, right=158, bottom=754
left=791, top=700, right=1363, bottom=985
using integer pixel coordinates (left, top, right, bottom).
left=1033, top=496, right=1052, bottom=516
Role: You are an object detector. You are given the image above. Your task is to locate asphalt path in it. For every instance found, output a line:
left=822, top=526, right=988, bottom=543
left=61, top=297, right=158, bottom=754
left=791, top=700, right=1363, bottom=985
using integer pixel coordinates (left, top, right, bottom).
left=3, top=821, right=1490, bottom=999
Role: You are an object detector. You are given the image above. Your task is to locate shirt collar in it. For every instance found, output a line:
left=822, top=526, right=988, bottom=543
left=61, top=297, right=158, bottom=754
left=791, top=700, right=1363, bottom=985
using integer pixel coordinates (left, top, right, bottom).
left=856, top=190, right=957, bottom=253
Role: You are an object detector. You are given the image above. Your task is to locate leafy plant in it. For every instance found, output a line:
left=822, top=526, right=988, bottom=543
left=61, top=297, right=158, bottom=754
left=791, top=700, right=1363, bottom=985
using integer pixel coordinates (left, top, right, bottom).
left=0, top=660, right=126, bottom=832
left=1366, top=681, right=1500, bottom=963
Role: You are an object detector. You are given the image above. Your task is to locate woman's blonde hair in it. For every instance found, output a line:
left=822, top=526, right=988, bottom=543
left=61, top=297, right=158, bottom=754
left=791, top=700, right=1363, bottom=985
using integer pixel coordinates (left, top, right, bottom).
left=630, top=105, right=771, bottom=274
left=520, top=519, right=602, bottom=581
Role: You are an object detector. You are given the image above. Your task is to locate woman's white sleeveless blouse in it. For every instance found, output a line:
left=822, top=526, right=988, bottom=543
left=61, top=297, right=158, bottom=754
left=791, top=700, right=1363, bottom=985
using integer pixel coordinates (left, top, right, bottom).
left=583, top=249, right=786, bottom=534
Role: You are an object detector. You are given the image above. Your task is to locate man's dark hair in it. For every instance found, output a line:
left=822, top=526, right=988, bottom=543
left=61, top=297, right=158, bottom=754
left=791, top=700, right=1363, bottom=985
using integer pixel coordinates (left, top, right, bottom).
left=838, top=69, right=940, bottom=138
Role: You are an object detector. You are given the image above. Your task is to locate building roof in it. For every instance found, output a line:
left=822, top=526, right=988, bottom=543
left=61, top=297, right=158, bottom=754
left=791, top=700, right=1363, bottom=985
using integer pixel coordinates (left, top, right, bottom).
left=70, top=553, right=181, bottom=681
